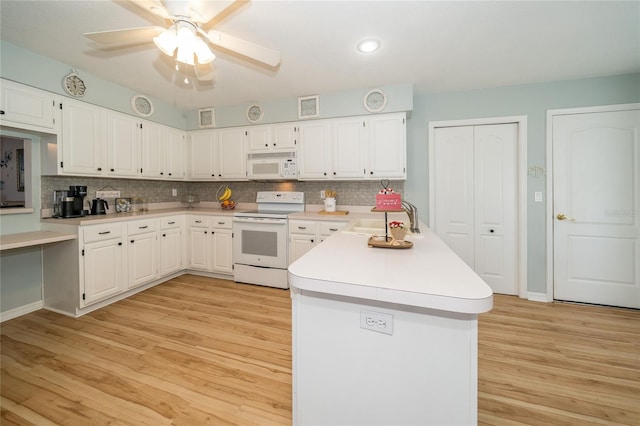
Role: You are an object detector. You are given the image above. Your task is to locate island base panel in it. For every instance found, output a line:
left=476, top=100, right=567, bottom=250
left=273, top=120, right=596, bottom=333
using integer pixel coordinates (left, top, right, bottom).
left=292, top=289, right=478, bottom=425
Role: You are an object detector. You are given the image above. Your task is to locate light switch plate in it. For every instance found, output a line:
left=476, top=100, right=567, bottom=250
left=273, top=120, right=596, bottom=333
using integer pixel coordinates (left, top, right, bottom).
left=534, top=192, right=543, bottom=202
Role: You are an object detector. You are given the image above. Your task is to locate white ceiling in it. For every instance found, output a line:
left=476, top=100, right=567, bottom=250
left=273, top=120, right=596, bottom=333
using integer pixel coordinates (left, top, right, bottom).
left=1, top=0, right=638, bottom=111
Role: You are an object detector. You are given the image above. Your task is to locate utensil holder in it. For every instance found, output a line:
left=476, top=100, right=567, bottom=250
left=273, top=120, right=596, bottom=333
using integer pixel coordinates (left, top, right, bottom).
left=324, top=197, right=336, bottom=212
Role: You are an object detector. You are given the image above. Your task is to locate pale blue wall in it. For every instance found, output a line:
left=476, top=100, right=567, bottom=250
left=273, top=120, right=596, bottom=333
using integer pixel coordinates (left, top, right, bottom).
left=0, top=41, right=186, bottom=129
left=406, top=73, right=640, bottom=294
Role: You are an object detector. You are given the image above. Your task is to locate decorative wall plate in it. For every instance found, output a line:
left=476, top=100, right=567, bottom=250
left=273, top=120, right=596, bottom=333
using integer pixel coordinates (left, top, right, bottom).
left=199, top=108, right=215, bottom=127
left=130, top=94, right=154, bottom=117
left=62, top=70, right=86, bottom=97
left=298, top=95, right=319, bottom=118
left=364, top=89, right=387, bottom=113
left=246, top=104, right=264, bottom=123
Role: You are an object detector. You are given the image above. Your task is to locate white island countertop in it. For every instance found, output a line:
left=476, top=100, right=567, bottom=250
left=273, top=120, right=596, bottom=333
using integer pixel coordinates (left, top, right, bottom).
left=288, top=226, right=493, bottom=314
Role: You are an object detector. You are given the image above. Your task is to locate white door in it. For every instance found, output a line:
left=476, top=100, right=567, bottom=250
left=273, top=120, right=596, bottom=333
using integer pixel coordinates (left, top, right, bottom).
left=83, top=239, right=124, bottom=305
left=106, top=111, right=140, bottom=177
left=552, top=107, right=640, bottom=308
left=127, top=232, right=158, bottom=289
left=160, top=229, right=182, bottom=276
left=432, top=123, right=518, bottom=295
left=298, top=121, right=331, bottom=179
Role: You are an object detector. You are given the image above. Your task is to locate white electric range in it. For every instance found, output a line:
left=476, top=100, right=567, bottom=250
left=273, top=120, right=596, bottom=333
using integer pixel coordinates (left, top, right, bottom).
left=233, top=191, right=305, bottom=289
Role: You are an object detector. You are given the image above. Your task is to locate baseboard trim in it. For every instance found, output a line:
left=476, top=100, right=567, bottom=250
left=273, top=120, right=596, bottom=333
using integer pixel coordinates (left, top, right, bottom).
left=527, top=292, right=550, bottom=303
left=0, top=300, right=44, bottom=323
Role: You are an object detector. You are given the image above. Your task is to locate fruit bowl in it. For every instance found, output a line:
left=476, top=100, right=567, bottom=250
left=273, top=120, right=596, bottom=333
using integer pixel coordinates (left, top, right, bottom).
left=220, top=200, right=236, bottom=210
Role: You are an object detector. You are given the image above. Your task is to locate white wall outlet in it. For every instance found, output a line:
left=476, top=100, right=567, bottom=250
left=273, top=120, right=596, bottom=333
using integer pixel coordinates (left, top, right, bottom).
left=96, top=190, right=120, bottom=198
left=320, top=190, right=326, bottom=199
left=172, top=188, right=178, bottom=197
left=360, top=310, right=393, bottom=335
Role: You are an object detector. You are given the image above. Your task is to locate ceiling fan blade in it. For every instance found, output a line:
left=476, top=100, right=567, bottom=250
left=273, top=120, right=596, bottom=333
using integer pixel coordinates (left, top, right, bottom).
left=126, top=0, right=173, bottom=21
left=185, top=0, right=242, bottom=25
left=205, top=30, right=281, bottom=67
left=84, top=26, right=164, bottom=45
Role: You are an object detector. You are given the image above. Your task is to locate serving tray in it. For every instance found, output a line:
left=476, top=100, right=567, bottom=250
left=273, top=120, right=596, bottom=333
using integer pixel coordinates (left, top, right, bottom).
left=367, top=236, right=413, bottom=249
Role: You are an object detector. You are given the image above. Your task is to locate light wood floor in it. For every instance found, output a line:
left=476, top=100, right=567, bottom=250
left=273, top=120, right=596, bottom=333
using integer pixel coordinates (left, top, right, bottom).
left=1, top=275, right=639, bottom=425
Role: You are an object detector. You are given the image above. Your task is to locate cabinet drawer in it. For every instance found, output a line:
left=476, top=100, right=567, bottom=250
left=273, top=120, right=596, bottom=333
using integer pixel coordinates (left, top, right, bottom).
left=127, top=219, right=159, bottom=236
left=83, top=223, right=123, bottom=243
left=161, top=216, right=183, bottom=230
left=289, top=220, right=317, bottom=235
left=211, top=216, right=232, bottom=229
left=319, top=221, right=348, bottom=236
left=188, top=216, right=209, bottom=228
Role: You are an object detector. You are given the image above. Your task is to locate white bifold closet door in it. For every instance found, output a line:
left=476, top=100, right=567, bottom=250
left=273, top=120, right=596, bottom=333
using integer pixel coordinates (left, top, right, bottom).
left=432, top=124, right=518, bottom=295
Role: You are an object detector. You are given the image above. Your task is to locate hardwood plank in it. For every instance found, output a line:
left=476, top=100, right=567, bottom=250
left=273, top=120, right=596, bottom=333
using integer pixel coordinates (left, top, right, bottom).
left=2, top=277, right=638, bottom=425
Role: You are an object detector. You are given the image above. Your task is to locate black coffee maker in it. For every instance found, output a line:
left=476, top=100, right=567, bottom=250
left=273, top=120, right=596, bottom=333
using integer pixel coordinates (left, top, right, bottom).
left=67, top=185, right=88, bottom=217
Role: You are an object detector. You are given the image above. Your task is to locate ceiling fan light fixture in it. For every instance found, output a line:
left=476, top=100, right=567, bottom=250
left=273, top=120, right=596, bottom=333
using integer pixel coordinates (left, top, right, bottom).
left=193, top=36, right=215, bottom=64
left=356, top=38, right=381, bottom=53
left=153, top=25, right=178, bottom=56
left=176, top=44, right=195, bottom=65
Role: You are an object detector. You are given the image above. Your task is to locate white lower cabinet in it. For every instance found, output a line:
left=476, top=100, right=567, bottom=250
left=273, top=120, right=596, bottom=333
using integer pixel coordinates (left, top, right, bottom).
left=159, top=216, right=184, bottom=276
left=188, top=215, right=233, bottom=275
left=82, top=223, right=125, bottom=306
left=126, top=219, right=159, bottom=289
left=289, top=219, right=348, bottom=264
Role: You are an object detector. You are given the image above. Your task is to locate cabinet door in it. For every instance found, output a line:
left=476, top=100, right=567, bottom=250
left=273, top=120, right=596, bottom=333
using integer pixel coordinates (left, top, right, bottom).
left=189, top=131, right=215, bottom=179
left=127, top=232, right=158, bottom=289
left=141, top=121, right=167, bottom=178
left=0, top=79, right=56, bottom=129
left=83, top=239, right=124, bottom=305
left=166, top=128, right=186, bottom=179
left=246, top=125, right=271, bottom=152
left=217, top=127, right=246, bottom=179
left=368, top=113, right=406, bottom=179
left=298, top=120, right=331, bottom=179
left=211, top=228, right=233, bottom=274
left=107, top=111, right=140, bottom=177
left=160, top=228, right=182, bottom=276
left=273, top=123, right=297, bottom=150
left=61, top=99, right=106, bottom=175
left=189, top=228, right=210, bottom=269
left=289, top=234, right=317, bottom=264
left=333, top=117, right=367, bottom=178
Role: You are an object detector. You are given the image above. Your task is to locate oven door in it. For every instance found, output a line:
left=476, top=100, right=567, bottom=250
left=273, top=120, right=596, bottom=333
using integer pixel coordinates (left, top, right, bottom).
left=233, top=217, right=288, bottom=269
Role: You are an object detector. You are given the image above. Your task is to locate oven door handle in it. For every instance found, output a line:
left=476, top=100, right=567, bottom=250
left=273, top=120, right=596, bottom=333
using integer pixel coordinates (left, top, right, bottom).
left=233, top=218, right=287, bottom=225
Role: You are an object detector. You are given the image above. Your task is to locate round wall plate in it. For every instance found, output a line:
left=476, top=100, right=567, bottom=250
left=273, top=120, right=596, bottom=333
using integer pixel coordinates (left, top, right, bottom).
left=131, top=94, right=154, bottom=117
left=246, top=104, right=264, bottom=123
left=62, top=71, right=86, bottom=97
left=364, top=89, right=387, bottom=113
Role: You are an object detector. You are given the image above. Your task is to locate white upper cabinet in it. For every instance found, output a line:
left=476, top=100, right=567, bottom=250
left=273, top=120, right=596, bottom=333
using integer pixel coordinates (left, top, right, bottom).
left=189, top=130, right=216, bottom=180
left=216, top=127, right=246, bottom=179
left=61, top=98, right=106, bottom=176
left=298, top=112, right=406, bottom=181
left=367, top=113, right=406, bottom=179
left=106, top=110, right=141, bottom=177
left=297, top=120, right=332, bottom=179
left=188, top=128, right=247, bottom=181
left=140, top=120, right=168, bottom=179
left=166, top=127, right=186, bottom=180
left=0, top=78, right=59, bottom=132
left=332, top=117, right=367, bottom=179
left=246, top=123, right=297, bottom=153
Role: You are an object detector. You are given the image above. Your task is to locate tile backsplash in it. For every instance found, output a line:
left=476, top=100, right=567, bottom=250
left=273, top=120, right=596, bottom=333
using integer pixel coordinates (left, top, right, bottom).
left=41, top=176, right=404, bottom=209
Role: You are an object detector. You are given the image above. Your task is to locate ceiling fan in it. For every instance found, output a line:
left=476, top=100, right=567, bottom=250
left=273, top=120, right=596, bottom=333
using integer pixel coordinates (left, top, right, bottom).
left=83, top=0, right=281, bottom=82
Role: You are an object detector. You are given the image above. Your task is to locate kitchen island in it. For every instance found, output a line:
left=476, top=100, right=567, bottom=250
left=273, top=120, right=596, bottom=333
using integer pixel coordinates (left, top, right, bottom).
left=288, top=225, right=493, bottom=425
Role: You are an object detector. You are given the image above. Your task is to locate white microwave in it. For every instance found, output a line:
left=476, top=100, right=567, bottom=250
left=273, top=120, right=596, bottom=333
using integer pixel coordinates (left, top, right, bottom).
left=247, top=152, right=297, bottom=180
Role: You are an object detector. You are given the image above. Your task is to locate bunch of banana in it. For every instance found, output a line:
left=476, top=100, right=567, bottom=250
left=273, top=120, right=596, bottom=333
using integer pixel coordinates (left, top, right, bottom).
left=218, top=186, right=232, bottom=202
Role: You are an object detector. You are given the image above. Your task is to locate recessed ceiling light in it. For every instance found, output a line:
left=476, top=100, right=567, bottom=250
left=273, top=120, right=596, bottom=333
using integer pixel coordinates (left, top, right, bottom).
left=356, top=39, right=381, bottom=53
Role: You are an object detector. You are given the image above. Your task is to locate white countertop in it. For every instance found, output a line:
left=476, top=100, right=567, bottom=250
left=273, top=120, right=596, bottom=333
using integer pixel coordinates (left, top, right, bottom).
left=40, top=207, right=243, bottom=226
left=0, top=231, right=77, bottom=251
left=288, top=225, right=493, bottom=314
